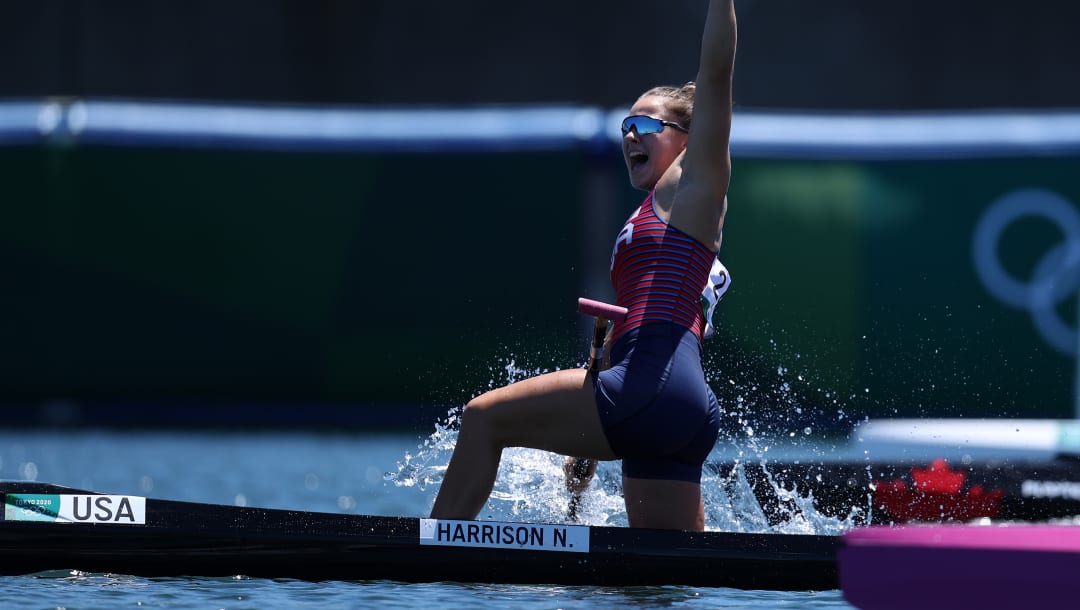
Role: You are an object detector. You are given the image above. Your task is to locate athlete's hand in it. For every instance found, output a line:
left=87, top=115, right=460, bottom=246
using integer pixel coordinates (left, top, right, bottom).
left=564, top=457, right=597, bottom=493
left=601, top=325, right=614, bottom=369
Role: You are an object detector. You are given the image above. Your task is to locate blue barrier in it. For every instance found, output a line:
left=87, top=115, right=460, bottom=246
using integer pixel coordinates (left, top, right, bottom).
left=729, top=110, right=1080, bottom=159
left=0, top=100, right=64, bottom=145
left=58, top=100, right=609, bottom=153
left=2, top=99, right=1080, bottom=158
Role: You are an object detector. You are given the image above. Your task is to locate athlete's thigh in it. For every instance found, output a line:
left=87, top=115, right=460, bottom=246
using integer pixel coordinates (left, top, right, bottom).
left=470, top=369, right=616, bottom=459
left=623, top=476, right=705, bottom=531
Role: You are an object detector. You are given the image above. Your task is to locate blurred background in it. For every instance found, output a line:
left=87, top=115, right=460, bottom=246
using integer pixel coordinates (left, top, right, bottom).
left=2, top=0, right=1079, bottom=432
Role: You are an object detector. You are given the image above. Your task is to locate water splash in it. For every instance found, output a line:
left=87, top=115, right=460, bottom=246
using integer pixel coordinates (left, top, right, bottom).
left=387, top=414, right=629, bottom=526
left=387, top=352, right=871, bottom=534
left=384, top=409, right=459, bottom=492
left=702, top=432, right=871, bottom=535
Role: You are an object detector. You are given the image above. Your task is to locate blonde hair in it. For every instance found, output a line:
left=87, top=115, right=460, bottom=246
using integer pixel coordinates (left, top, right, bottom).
left=639, top=82, right=695, bottom=130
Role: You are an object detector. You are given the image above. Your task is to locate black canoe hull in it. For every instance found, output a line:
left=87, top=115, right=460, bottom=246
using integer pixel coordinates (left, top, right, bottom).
left=0, top=481, right=839, bottom=590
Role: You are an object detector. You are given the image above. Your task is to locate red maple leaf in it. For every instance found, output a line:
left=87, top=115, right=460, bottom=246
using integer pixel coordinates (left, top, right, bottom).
left=912, top=458, right=966, bottom=493
left=872, top=459, right=1005, bottom=522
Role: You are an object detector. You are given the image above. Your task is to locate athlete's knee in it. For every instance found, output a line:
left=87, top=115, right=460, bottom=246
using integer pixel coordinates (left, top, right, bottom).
left=463, top=392, right=523, bottom=448
left=459, top=395, right=497, bottom=435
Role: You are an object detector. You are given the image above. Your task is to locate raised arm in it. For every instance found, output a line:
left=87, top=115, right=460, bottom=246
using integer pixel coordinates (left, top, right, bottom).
left=669, top=0, right=737, bottom=251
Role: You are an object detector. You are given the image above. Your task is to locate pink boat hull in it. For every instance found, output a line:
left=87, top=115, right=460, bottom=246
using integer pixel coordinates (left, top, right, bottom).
left=840, top=525, right=1080, bottom=610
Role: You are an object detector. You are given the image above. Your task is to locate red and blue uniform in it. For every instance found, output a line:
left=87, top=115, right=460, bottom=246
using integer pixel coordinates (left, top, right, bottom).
left=594, top=192, right=724, bottom=483
left=608, top=192, right=717, bottom=344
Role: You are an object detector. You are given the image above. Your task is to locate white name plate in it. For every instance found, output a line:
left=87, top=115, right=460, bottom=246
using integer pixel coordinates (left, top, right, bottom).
left=419, top=518, right=589, bottom=553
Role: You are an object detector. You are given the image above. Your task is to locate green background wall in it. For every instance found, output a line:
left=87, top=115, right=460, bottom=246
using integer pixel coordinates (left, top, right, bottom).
left=714, top=157, right=1078, bottom=423
left=0, top=145, right=587, bottom=413
left=2, top=143, right=1077, bottom=426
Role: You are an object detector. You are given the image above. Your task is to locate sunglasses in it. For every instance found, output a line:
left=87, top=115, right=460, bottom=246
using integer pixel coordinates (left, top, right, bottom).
left=620, top=115, right=689, bottom=137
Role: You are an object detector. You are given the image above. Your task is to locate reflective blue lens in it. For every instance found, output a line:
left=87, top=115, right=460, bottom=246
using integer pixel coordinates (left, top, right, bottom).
left=621, top=115, right=665, bottom=136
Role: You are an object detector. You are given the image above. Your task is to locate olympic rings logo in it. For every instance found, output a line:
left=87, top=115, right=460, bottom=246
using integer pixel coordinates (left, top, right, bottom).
left=973, top=188, right=1080, bottom=356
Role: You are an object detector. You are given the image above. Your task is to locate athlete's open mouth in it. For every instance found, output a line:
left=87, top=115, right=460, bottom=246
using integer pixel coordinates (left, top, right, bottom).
left=628, top=151, right=648, bottom=169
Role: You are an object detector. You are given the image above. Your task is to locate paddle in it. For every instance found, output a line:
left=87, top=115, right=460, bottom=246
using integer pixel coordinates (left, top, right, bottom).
left=566, top=298, right=628, bottom=521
